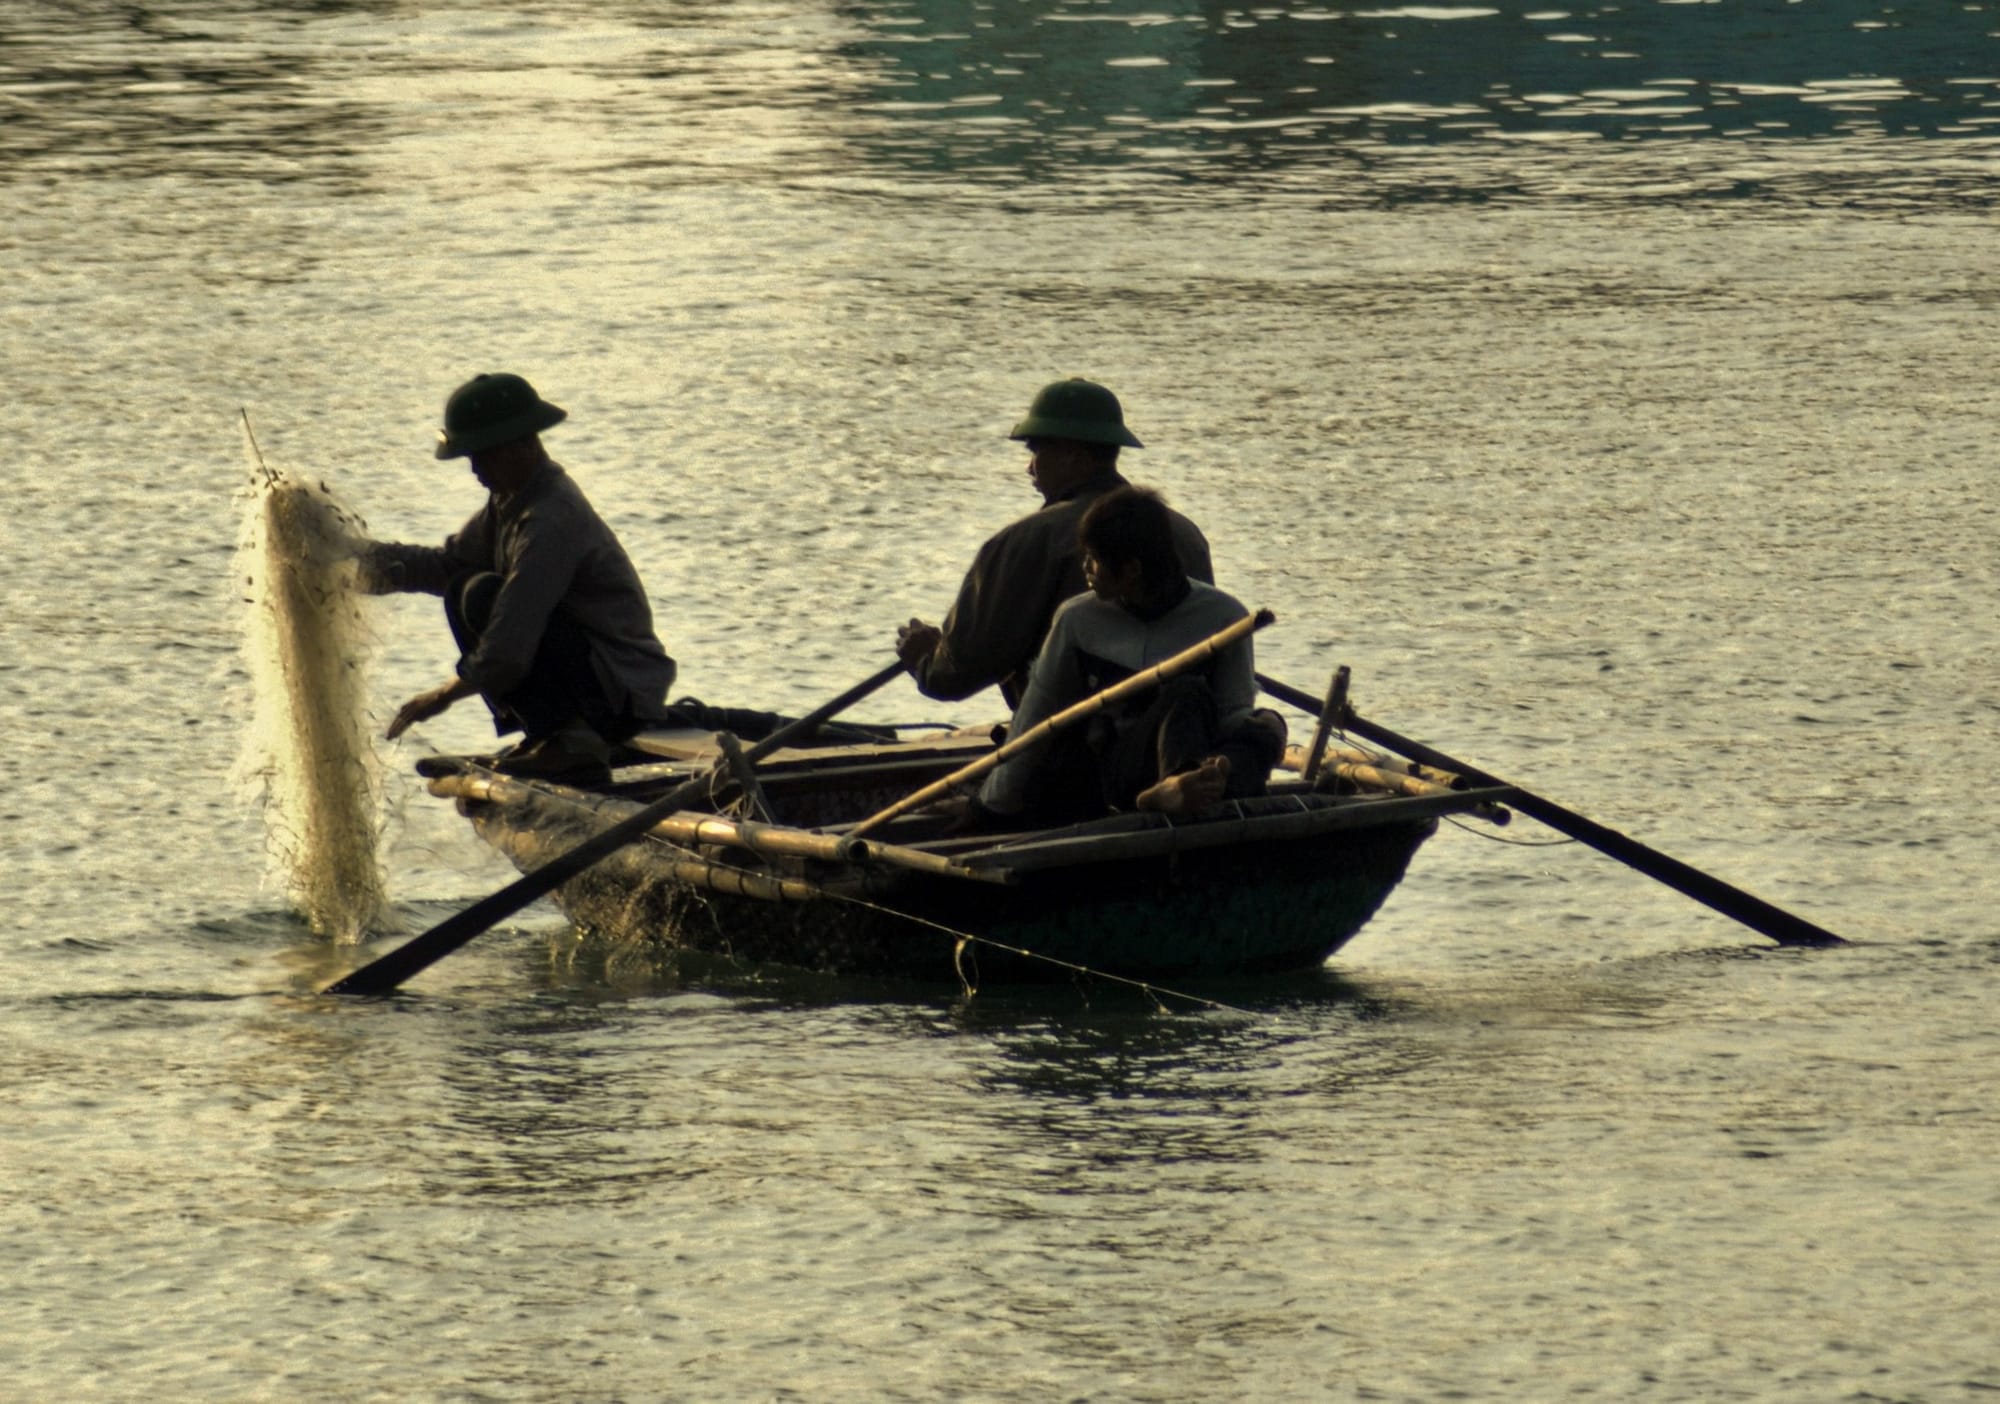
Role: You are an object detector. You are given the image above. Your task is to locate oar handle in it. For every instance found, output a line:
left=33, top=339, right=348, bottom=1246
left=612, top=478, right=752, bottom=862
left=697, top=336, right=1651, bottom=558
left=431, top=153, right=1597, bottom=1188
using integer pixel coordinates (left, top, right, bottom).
left=1255, top=671, right=1845, bottom=949
left=324, top=658, right=910, bottom=996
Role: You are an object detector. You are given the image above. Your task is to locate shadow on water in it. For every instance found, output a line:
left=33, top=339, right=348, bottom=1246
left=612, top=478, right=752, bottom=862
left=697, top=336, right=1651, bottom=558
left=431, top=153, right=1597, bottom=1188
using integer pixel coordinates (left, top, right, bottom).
left=146, top=886, right=1896, bottom=1207
left=830, top=0, right=2000, bottom=205
left=123, top=908, right=1812, bottom=1207
left=508, top=927, right=1453, bottom=1171
left=0, top=1, right=396, bottom=190
left=10, top=0, right=1996, bottom=212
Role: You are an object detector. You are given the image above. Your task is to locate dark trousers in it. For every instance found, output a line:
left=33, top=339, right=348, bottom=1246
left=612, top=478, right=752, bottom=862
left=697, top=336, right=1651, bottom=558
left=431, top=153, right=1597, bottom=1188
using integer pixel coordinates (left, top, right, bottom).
left=1093, top=675, right=1285, bottom=812
left=447, top=573, right=632, bottom=743
left=447, top=576, right=887, bottom=750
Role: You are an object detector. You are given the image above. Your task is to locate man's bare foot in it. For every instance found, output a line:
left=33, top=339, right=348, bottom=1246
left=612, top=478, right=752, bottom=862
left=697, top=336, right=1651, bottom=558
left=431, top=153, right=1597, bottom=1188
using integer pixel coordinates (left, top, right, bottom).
left=1136, top=755, right=1230, bottom=816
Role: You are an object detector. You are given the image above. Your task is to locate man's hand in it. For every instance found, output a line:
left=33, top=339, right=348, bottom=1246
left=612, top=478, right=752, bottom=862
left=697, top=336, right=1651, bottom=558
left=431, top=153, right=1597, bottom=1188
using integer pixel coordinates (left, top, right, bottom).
left=386, top=678, right=474, bottom=739
left=921, top=792, right=1007, bottom=838
left=895, top=617, right=942, bottom=669
left=351, top=542, right=404, bottom=596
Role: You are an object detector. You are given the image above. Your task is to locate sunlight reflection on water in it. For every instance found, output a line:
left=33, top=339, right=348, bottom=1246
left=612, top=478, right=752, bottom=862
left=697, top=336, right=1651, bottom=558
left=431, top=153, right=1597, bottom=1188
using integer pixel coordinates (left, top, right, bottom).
left=5, top=2, right=2000, bottom=1400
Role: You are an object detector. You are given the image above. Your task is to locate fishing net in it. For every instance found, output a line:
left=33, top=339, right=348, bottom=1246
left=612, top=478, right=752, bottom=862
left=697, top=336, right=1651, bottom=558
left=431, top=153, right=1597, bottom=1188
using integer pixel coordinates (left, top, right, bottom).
left=233, top=414, right=392, bottom=942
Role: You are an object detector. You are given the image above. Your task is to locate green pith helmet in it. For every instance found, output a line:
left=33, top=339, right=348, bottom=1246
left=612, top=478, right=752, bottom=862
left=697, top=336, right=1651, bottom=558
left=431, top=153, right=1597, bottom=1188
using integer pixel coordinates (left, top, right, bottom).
left=1007, top=378, right=1143, bottom=449
left=434, top=372, right=567, bottom=460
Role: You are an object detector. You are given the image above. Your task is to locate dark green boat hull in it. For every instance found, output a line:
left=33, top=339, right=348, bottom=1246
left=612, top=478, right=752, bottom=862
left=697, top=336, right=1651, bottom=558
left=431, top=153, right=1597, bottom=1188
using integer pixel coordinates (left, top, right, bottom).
left=466, top=788, right=1437, bottom=982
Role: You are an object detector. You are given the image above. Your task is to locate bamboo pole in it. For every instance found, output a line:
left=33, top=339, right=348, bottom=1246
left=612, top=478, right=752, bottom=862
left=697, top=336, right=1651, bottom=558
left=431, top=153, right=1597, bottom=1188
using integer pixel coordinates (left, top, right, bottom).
left=1278, top=744, right=1473, bottom=802
left=847, top=608, right=1276, bottom=839
left=1325, top=744, right=1467, bottom=790
left=844, top=835, right=1017, bottom=884
left=1287, top=756, right=1510, bottom=822
left=638, top=854, right=826, bottom=903
left=1330, top=760, right=1456, bottom=800
left=650, top=814, right=1015, bottom=886
left=427, top=773, right=1015, bottom=885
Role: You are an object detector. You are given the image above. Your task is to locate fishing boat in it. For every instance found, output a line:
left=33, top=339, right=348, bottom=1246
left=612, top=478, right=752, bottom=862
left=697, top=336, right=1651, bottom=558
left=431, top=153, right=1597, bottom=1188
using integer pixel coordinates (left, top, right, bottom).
left=328, top=640, right=1841, bottom=999
left=414, top=720, right=1516, bottom=984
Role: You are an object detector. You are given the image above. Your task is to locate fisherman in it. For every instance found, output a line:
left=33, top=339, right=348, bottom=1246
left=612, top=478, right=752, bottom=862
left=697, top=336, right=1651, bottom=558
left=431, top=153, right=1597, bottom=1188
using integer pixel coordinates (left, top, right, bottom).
left=895, top=378, right=1213, bottom=709
left=964, top=485, right=1286, bottom=828
left=360, top=372, right=677, bottom=784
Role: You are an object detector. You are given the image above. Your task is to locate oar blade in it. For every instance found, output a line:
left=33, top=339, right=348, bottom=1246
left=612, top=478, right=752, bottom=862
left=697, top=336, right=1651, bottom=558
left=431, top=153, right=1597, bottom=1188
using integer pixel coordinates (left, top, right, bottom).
left=1255, top=671, right=1846, bottom=949
left=323, top=833, right=618, bottom=996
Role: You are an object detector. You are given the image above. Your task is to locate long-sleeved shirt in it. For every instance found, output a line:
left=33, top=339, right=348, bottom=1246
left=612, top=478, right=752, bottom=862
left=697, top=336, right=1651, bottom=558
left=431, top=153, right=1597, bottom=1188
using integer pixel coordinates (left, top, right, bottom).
left=366, top=461, right=677, bottom=722
left=910, top=471, right=1213, bottom=708
left=979, top=579, right=1255, bottom=816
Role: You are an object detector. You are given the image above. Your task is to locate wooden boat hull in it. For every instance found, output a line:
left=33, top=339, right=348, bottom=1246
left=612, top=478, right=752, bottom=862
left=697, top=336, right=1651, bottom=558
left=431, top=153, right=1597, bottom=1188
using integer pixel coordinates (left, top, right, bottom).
left=443, top=773, right=1463, bottom=983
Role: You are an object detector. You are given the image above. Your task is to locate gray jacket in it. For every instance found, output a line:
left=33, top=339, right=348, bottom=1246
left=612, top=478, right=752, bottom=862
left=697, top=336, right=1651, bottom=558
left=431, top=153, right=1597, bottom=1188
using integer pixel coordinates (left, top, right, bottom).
left=366, top=462, right=677, bottom=720
left=980, top=580, right=1254, bottom=815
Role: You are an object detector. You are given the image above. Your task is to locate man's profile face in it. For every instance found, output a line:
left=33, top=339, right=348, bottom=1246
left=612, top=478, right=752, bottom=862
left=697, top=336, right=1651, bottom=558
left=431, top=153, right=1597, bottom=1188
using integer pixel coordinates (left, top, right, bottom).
left=468, top=437, right=539, bottom=495
left=1023, top=437, right=1094, bottom=500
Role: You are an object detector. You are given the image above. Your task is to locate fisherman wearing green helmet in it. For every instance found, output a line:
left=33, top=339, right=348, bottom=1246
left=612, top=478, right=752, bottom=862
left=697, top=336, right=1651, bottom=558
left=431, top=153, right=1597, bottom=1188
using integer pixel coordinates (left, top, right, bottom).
left=896, top=378, right=1213, bottom=709
left=359, top=372, right=678, bottom=783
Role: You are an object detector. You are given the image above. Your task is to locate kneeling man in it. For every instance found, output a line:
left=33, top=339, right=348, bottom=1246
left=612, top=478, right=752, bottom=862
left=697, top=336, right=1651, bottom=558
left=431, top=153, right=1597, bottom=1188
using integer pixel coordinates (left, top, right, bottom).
left=361, top=372, right=677, bottom=784
left=972, top=486, right=1286, bottom=827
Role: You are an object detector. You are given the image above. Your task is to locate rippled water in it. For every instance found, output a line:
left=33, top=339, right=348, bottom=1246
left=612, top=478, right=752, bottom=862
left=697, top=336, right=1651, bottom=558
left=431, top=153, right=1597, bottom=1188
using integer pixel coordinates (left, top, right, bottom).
left=4, top=2, right=1998, bottom=1399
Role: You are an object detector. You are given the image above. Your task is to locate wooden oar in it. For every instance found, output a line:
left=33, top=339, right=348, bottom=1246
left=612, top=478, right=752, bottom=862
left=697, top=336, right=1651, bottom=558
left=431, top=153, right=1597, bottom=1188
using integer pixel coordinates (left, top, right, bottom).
left=324, top=659, right=910, bottom=995
left=850, top=609, right=1274, bottom=838
left=1255, top=671, right=1845, bottom=949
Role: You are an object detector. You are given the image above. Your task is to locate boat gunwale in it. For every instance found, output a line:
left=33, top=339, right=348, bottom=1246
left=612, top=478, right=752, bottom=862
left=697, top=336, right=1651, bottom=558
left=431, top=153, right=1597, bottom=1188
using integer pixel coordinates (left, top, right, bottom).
left=425, top=764, right=1511, bottom=882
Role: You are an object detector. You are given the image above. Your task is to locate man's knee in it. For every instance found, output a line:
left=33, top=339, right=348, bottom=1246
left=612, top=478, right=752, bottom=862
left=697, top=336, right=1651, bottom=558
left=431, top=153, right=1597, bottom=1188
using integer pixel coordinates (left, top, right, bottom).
left=1220, top=708, right=1288, bottom=798
left=446, top=571, right=503, bottom=641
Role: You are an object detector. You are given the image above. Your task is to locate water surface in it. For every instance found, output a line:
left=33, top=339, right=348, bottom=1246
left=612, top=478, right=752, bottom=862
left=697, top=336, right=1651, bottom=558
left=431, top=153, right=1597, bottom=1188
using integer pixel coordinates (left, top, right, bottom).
left=3, top=2, right=1998, bottom=1399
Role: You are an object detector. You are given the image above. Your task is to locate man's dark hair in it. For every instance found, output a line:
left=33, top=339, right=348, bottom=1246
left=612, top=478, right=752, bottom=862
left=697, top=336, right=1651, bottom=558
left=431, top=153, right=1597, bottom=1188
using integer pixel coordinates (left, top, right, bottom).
left=1079, top=485, right=1183, bottom=589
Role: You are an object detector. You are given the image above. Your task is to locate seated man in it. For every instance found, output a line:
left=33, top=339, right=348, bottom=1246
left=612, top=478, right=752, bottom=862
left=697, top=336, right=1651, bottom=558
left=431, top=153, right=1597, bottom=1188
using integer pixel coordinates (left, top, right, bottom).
left=897, top=378, right=1213, bottom=710
left=970, top=486, right=1286, bottom=827
left=360, top=372, right=677, bottom=783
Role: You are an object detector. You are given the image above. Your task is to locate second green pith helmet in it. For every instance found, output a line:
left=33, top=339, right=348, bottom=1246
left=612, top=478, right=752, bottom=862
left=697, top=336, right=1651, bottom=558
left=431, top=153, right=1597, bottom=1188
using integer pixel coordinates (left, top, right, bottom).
left=1008, top=378, right=1144, bottom=449
left=435, top=372, right=568, bottom=460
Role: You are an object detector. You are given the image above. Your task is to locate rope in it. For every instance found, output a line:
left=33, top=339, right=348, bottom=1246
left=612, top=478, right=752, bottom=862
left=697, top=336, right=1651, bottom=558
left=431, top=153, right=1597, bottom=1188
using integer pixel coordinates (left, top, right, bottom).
left=786, top=880, right=1262, bottom=1016
left=616, top=832, right=1256, bottom=1016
